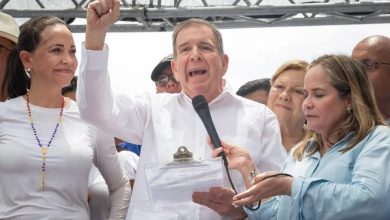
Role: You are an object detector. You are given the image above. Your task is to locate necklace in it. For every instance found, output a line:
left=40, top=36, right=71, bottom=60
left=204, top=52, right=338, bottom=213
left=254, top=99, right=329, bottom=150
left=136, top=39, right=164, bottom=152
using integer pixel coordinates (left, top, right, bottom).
left=26, top=93, right=64, bottom=191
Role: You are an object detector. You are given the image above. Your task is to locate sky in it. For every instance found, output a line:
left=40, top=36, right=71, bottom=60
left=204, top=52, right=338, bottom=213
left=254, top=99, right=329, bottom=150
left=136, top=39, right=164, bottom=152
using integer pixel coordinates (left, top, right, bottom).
left=72, top=23, right=390, bottom=95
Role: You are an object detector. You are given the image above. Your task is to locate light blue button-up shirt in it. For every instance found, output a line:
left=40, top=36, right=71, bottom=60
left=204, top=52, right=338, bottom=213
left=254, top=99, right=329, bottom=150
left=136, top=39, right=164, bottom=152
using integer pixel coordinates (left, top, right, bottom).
left=246, top=125, right=390, bottom=220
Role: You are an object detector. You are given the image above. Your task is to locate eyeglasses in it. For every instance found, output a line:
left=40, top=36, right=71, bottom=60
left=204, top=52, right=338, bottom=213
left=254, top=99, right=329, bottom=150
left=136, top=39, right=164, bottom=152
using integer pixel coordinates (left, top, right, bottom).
left=156, top=74, right=178, bottom=87
left=360, top=59, right=390, bottom=72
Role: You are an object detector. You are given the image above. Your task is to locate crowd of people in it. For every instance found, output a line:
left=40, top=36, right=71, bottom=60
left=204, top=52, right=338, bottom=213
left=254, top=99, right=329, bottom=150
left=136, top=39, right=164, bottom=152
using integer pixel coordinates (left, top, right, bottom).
left=1, top=0, right=390, bottom=219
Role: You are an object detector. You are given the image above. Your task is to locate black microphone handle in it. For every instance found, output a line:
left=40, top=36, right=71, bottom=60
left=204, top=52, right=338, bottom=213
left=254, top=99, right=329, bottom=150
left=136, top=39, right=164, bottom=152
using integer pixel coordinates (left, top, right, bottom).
left=192, top=95, right=236, bottom=192
left=196, top=110, right=227, bottom=165
left=192, top=95, right=228, bottom=166
left=197, top=110, right=222, bottom=149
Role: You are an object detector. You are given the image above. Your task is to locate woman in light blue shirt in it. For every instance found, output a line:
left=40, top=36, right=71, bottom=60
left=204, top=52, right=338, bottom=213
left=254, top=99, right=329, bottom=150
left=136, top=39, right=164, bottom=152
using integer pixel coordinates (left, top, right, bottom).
left=213, top=55, right=390, bottom=220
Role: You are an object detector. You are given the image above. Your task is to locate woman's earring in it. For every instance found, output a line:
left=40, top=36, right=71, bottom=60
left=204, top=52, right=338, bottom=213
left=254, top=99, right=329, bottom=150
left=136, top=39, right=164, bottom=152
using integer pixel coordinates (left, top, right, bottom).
left=25, top=69, right=31, bottom=76
left=347, top=107, right=352, bottom=114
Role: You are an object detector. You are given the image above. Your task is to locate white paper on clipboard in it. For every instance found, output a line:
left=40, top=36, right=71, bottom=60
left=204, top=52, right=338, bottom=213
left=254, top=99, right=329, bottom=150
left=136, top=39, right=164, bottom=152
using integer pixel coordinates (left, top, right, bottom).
left=144, top=158, right=225, bottom=207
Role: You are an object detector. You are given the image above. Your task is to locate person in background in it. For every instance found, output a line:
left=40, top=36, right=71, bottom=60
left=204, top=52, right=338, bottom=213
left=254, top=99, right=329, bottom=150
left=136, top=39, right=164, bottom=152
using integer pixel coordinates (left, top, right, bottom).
left=236, top=78, right=271, bottom=104
left=77, top=0, right=286, bottom=219
left=0, top=12, right=19, bottom=101
left=61, top=75, right=77, bottom=100
left=115, top=139, right=141, bottom=156
left=352, top=35, right=390, bottom=123
left=0, top=16, right=130, bottom=219
left=151, top=54, right=182, bottom=94
left=213, top=54, right=390, bottom=220
left=267, top=60, right=308, bottom=152
left=115, top=137, right=139, bottom=188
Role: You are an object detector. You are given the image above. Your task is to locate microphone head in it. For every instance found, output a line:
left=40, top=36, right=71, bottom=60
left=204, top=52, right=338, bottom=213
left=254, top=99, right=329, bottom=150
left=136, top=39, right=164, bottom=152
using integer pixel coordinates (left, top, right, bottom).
left=192, top=95, right=208, bottom=113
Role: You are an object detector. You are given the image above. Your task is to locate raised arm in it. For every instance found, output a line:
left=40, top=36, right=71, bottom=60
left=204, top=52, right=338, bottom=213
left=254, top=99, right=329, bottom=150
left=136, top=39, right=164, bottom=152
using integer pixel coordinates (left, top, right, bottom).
left=85, top=0, right=120, bottom=50
left=78, top=0, right=147, bottom=142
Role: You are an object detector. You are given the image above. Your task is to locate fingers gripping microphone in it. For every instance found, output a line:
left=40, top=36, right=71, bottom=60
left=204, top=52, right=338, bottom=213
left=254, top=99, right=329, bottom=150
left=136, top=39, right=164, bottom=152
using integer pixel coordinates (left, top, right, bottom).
left=192, top=95, right=227, bottom=166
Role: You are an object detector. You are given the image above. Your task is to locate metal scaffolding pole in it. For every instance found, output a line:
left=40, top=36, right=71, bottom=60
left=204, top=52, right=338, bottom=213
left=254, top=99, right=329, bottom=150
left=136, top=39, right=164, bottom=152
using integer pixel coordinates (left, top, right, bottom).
left=1, top=0, right=390, bottom=32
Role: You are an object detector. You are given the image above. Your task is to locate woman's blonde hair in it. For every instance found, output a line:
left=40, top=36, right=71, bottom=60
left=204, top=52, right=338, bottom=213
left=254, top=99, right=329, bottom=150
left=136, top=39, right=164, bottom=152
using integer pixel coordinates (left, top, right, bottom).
left=271, top=60, right=308, bottom=85
left=294, top=55, right=386, bottom=160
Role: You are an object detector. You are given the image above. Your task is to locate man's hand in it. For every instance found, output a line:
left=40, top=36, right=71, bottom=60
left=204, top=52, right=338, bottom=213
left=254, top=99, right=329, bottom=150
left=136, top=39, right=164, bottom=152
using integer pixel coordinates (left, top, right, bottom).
left=193, top=187, right=247, bottom=220
left=86, top=0, right=120, bottom=50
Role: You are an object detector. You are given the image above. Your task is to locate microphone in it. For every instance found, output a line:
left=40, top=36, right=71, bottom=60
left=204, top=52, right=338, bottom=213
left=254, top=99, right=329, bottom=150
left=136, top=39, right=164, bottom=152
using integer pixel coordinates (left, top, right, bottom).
left=192, top=95, right=227, bottom=166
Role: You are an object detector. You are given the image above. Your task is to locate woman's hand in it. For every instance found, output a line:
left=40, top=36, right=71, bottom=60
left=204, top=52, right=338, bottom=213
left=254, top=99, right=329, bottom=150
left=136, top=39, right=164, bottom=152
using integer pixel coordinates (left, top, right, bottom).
left=210, top=140, right=254, bottom=172
left=210, top=139, right=258, bottom=188
left=86, top=0, right=120, bottom=50
left=232, top=172, right=293, bottom=206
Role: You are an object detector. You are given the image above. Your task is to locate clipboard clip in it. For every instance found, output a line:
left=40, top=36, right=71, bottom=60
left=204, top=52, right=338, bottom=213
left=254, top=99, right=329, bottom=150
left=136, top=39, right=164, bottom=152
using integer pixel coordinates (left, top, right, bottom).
left=166, top=146, right=202, bottom=166
left=173, top=146, right=193, bottom=162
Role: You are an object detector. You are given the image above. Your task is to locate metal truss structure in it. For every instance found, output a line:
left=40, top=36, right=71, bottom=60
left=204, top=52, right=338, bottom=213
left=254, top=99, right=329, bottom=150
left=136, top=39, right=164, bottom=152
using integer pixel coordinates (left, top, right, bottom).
left=1, top=0, right=390, bottom=32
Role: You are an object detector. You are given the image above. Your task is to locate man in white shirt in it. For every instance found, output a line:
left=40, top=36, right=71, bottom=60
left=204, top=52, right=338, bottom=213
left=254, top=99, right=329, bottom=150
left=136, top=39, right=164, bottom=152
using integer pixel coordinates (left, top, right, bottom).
left=78, top=0, right=287, bottom=219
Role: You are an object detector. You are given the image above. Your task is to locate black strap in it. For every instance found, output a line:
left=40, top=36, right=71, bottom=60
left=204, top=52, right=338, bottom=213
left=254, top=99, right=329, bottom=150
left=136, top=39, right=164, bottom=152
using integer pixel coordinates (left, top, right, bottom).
left=245, top=172, right=293, bottom=211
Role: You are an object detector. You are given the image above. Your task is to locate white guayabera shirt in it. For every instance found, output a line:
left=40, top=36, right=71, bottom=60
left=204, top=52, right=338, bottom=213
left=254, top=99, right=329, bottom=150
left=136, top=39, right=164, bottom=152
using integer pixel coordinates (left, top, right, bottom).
left=78, top=45, right=287, bottom=220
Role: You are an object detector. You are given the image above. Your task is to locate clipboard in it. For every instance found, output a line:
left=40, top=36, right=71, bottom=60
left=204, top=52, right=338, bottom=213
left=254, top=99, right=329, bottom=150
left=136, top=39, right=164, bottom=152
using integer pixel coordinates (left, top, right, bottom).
left=144, top=146, right=225, bottom=207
